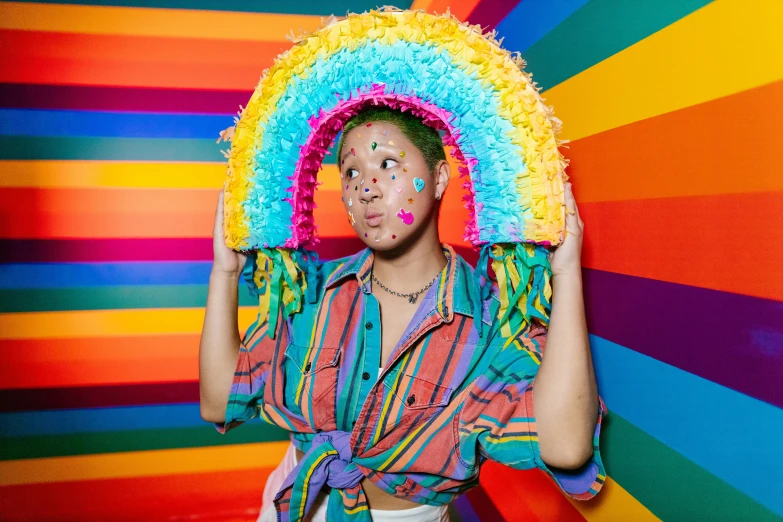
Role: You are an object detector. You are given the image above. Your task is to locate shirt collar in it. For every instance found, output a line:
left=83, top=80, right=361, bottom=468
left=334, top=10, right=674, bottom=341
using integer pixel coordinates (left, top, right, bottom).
left=324, top=243, right=490, bottom=326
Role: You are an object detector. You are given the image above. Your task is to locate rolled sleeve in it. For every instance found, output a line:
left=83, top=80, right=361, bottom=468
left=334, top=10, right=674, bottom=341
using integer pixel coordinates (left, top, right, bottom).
left=458, top=324, right=607, bottom=500
left=213, top=315, right=271, bottom=434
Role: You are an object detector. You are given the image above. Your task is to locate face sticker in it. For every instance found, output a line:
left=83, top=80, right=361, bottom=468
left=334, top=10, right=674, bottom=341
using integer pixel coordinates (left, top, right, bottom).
left=388, top=140, right=395, bottom=146
left=408, top=198, right=414, bottom=204
left=374, top=236, right=381, bottom=243
left=348, top=198, right=353, bottom=207
left=383, top=129, right=389, bottom=135
left=413, top=178, right=425, bottom=192
left=391, top=175, right=396, bottom=180
left=365, top=188, right=370, bottom=192
left=361, top=179, right=365, bottom=185
left=348, top=211, right=356, bottom=225
left=357, top=133, right=361, bottom=138
left=350, top=148, right=356, bottom=156
left=372, top=178, right=377, bottom=183
left=365, top=233, right=368, bottom=237
left=392, top=234, right=397, bottom=239
left=366, top=123, right=372, bottom=127
left=345, top=184, right=349, bottom=190
left=399, top=151, right=406, bottom=158
left=371, top=142, right=377, bottom=151
left=396, top=187, right=403, bottom=193
left=355, top=186, right=358, bottom=191
left=403, top=168, right=407, bottom=172
left=396, top=209, right=414, bottom=225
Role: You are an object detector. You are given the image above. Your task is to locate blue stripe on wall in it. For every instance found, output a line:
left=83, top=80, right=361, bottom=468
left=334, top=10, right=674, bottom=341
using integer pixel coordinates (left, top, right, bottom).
left=590, top=334, right=783, bottom=517
left=0, top=403, right=206, bottom=437
left=495, top=0, right=589, bottom=52
left=0, top=109, right=234, bottom=139
left=0, top=260, right=337, bottom=288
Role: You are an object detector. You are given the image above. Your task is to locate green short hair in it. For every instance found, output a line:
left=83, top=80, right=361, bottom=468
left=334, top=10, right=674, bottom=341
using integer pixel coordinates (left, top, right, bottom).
left=337, top=106, right=446, bottom=174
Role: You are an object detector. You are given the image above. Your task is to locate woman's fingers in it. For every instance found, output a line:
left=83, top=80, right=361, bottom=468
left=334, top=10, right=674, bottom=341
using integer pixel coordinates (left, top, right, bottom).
left=214, top=188, right=224, bottom=235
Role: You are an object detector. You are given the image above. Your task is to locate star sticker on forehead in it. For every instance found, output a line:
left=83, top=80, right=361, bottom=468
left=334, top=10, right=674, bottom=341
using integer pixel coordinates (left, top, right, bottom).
left=408, top=198, right=414, bottom=204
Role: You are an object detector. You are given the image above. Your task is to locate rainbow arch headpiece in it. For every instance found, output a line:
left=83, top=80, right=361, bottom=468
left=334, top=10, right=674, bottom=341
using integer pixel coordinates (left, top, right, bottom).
left=220, top=7, right=568, bottom=337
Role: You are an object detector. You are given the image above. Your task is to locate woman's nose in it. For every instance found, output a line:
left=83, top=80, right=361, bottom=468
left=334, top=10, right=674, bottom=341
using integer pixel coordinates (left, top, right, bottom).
left=358, top=175, right=382, bottom=202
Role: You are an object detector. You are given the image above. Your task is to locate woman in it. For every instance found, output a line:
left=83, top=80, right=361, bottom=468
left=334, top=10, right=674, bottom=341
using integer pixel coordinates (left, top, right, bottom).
left=199, top=106, right=605, bottom=522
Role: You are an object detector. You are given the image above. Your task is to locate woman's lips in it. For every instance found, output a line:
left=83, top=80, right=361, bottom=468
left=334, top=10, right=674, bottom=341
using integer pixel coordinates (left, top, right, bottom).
left=365, top=212, right=383, bottom=227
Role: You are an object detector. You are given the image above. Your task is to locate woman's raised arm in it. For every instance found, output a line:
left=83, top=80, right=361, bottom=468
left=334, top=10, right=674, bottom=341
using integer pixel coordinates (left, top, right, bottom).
left=199, top=189, right=247, bottom=423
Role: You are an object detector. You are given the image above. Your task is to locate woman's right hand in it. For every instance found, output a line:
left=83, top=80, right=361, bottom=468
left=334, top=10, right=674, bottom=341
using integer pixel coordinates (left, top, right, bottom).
left=212, top=188, right=247, bottom=276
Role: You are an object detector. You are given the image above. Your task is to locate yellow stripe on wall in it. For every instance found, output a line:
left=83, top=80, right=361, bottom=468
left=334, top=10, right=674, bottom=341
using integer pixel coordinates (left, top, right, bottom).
left=0, top=307, right=259, bottom=339
left=0, top=1, right=322, bottom=41
left=0, top=441, right=289, bottom=486
left=545, top=0, right=783, bottom=141
left=568, top=476, right=661, bottom=522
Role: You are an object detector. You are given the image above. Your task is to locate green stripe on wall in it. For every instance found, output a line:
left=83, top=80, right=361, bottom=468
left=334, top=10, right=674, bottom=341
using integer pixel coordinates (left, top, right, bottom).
left=524, top=0, right=713, bottom=90
left=0, top=136, right=225, bottom=162
left=0, top=423, right=289, bottom=461
left=604, top=414, right=780, bottom=521
left=0, top=285, right=257, bottom=312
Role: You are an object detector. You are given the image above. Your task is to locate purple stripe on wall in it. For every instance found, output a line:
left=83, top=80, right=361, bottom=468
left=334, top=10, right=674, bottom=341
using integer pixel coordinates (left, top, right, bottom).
left=0, top=238, right=479, bottom=264
left=465, top=0, right=522, bottom=30
left=0, top=83, right=250, bottom=114
left=0, top=382, right=199, bottom=412
left=583, top=268, right=783, bottom=409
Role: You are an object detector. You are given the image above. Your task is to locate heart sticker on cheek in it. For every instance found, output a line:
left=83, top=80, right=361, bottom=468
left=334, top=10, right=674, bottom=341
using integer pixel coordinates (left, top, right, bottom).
left=413, top=178, right=425, bottom=192
left=396, top=187, right=403, bottom=193
left=396, top=209, right=414, bottom=225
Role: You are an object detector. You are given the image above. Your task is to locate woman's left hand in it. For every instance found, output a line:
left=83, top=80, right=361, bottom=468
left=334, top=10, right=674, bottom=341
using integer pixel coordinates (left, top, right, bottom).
left=549, top=182, right=584, bottom=277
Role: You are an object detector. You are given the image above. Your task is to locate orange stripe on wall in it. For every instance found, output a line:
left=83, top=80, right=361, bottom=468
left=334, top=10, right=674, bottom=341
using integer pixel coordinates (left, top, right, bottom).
left=1, top=335, right=198, bottom=388
left=565, top=80, right=783, bottom=203
left=1, top=55, right=262, bottom=90
left=580, top=192, right=783, bottom=301
left=0, top=468, right=273, bottom=522
left=426, top=0, right=483, bottom=21
left=0, top=187, right=472, bottom=244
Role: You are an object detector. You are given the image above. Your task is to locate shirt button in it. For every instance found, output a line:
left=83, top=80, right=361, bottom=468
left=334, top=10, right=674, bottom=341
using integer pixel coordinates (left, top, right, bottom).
left=407, top=395, right=416, bottom=406
left=365, top=321, right=373, bottom=330
left=305, top=362, right=312, bottom=372
left=362, top=372, right=370, bottom=380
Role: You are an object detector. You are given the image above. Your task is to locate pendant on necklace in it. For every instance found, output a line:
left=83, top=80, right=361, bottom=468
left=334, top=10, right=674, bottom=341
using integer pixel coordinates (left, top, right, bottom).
left=408, top=294, right=418, bottom=304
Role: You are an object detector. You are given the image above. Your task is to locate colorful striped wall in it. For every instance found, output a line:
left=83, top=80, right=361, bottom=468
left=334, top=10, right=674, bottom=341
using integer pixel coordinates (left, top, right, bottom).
left=1, top=0, right=781, bottom=520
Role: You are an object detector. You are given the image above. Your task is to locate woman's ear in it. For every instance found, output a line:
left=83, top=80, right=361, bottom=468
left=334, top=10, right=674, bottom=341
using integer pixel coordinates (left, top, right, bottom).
left=433, top=160, right=450, bottom=200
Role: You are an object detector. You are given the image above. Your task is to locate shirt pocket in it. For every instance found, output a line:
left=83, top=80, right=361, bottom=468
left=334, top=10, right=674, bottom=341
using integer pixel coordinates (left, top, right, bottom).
left=374, top=373, right=454, bottom=450
left=282, top=342, right=341, bottom=429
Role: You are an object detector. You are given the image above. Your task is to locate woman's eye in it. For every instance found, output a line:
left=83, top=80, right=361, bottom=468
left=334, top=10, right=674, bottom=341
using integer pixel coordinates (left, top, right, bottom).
left=347, top=168, right=359, bottom=179
left=381, top=159, right=398, bottom=169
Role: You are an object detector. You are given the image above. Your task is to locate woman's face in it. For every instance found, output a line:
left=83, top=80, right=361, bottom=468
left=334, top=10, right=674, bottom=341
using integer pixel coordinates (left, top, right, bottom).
left=339, top=121, right=448, bottom=250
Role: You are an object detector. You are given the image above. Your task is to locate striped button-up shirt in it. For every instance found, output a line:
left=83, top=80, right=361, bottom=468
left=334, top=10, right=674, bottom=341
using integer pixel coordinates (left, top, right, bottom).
left=214, top=243, right=606, bottom=521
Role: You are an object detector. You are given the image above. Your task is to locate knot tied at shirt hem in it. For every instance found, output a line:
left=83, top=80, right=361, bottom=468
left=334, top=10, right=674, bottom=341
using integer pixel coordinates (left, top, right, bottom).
left=273, top=430, right=370, bottom=522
